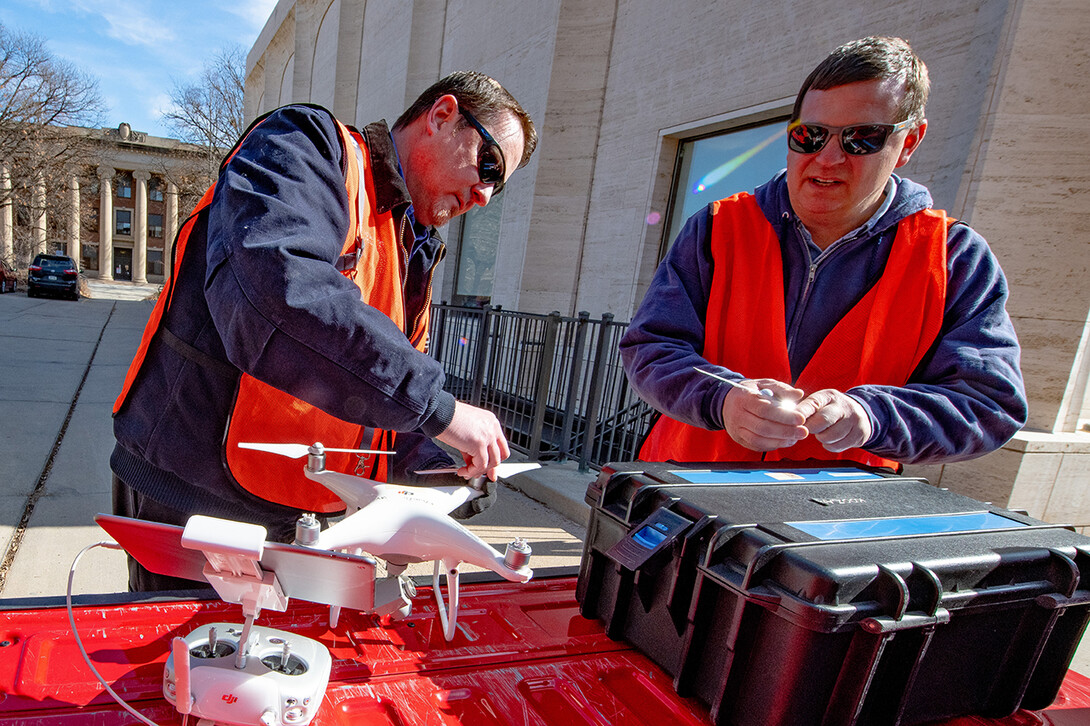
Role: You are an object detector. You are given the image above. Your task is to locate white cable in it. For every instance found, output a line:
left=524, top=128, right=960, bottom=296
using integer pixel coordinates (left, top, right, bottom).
left=67, top=541, right=165, bottom=726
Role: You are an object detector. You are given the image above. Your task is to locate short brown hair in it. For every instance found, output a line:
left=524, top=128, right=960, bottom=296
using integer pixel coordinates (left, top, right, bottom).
left=393, top=71, right=538, bottom=168
left=791, top=36, right=930, bottom=125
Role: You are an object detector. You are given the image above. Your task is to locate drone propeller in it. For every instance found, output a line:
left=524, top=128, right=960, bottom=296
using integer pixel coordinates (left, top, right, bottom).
left=414, top=462, right=542, bottom=478
left=238, top=442, right=395, bottom=460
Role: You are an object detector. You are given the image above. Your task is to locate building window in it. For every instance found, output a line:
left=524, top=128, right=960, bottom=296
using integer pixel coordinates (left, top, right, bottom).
left=662, top=118, right=789, bottom=257
left=82, top=243, right=98, bottom=272
left=115, top=209, right=132, bottom=236
left=149, top=178, right=164, bottom=202
left=117, top=172, right=133, bottom=199
left=148, top=248, right=164, bottom=276
left=453, top=197, right=503, bottom=306
left=149, top=213, right=163, bottom=238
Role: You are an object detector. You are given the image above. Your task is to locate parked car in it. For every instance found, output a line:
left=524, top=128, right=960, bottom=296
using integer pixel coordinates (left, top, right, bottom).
left=0, top=260, right=17, bottom=293
left=27, top=254, right=79, bottom=300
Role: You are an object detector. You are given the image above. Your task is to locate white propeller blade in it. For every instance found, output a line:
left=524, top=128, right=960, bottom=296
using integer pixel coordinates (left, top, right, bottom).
left=414, top=462, right=542, bottom=478
left=238, top=442, right=395, bottom=459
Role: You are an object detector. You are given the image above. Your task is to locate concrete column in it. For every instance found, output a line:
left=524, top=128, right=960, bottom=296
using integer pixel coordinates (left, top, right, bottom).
left=31, top=173, right=46, bottom=257
left=98, top=165, right=114, bottom=280
left=405, top=0, right=447, bottom=107
left=0, top=163, right=12, bottom=263
left=67, top=173, right=80, bottom=268
left=292, top=1, right=319, bottom=103
left=133, top=170, right=150, bottom=284
left=333, top=0, right=364, bottom=121
left=164, top=181, right=179, bottom=280
left=520, top=0, right=618, bottom=314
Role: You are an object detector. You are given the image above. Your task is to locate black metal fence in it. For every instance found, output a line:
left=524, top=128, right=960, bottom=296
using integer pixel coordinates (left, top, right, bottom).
left=429, top=304, right=655, bottom=472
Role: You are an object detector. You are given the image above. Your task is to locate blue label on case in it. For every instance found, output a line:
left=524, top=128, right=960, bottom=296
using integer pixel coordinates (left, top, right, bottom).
left=788, top=511, right=1026, bottom=540
left=670, top=468, right=881, bottom=485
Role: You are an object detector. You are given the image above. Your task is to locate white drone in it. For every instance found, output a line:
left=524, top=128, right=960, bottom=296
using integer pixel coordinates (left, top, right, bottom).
left=236, top=440, right=539, bottom=639
left=85, top=442, right=540, bottom=726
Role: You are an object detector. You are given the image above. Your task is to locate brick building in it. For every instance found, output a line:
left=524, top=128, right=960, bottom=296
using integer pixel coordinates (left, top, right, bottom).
left=0, top=122, right=209, bottom=284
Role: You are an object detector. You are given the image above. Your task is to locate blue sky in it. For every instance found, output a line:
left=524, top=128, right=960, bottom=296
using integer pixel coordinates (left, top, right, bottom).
left=4, top=0, right=279, bottom=138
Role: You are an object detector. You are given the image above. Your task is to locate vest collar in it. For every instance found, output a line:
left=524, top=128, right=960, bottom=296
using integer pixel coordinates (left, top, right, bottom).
left=360, top=120, right=412, bottom=216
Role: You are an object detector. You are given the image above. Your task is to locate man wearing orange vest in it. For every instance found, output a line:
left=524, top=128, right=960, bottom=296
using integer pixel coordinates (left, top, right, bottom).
left=111, top=72, right=537, bottom=590
left=621, top=37, right=1026, bottom=470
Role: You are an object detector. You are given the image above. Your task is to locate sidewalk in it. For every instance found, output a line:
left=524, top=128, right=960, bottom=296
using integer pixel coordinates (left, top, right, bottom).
left=83, top=277, right=162, bottom=302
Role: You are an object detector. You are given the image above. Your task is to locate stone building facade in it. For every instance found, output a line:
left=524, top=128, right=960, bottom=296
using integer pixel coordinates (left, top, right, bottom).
left=0, top=123, right=208, bottom=285
left=244, top=0, right=1090, bottom=528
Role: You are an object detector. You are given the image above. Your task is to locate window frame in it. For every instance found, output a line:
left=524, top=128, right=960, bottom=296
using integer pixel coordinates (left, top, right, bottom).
left=451, top=195, right=505, bottom=307
left=115, top=208, right=132, bottom=236
left=116, top=172, right=133, bottom=200
left=148, top=212, right=164, bottom=239
left=148, top=248, right=164, bottom=277
left=655, top=99, right=794, bottom=265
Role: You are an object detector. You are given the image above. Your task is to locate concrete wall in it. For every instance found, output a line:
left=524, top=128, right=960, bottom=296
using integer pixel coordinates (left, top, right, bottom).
left=955, top=2, right=1090, bottom=435
left=904, top=0, right=1090, bottom=528
left=245, top=0, right=1090, bottom=526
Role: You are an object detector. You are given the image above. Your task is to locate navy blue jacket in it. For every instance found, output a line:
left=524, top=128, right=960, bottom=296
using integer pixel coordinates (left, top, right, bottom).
left=620, top=172, right=1028, bottom=464
left=112, top=106, right=457, bottom=528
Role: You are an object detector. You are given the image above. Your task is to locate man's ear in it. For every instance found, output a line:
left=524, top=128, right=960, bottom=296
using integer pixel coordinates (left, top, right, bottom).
left=895, top=119, right=927, bottom=168
left=425, top=94, right=460, bottom=136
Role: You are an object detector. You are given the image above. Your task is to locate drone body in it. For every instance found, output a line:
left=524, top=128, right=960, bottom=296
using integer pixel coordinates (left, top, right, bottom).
left=302, top=466, right=532, bottom=583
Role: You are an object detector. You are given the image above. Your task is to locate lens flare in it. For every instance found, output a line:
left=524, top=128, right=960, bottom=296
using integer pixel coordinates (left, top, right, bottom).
left=692, top=127, right=786, bottom=195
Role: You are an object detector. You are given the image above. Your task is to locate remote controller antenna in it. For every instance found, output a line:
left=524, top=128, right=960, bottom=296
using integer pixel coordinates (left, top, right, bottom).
left=694, top=367, right=797, bottom=410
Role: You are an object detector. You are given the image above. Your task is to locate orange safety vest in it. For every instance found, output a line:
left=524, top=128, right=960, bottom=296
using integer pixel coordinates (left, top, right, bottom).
left=639, top=192, right=949, bottom=469
left=114, top=117, right=428, bottom=513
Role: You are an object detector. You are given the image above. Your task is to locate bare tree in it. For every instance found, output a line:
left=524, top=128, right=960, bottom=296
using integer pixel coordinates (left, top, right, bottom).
left=0, top=23, right=103, bottom=157
left=0, top=23, right=104, bottom=264
left=163, top=46, right=246, bottom=178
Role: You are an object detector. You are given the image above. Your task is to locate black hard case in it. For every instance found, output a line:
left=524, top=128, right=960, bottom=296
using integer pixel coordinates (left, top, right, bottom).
left=575, top=461, right=1090, bottom=725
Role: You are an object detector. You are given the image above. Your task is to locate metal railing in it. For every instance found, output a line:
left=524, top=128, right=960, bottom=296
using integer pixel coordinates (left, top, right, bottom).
left=429, top=304, right=655, bottom=472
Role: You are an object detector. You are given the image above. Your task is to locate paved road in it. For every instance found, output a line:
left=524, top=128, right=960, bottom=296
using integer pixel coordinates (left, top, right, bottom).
left=0, top=281, right=588, bottom=601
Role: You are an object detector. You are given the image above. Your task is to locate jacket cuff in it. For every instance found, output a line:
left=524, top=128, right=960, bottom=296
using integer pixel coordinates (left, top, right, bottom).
left=705, top=383, right=731, bottom=430
left=420, top=390, right=457, bottom=437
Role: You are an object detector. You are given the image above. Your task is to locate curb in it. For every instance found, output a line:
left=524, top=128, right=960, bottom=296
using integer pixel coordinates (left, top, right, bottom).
left=502, top=459, right=595, bottom=529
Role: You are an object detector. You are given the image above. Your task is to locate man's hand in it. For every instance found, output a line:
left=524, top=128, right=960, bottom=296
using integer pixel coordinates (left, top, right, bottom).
left=721, top=379, right=807, bottom=451
left=448, top=477, right=497, bottom=520
left=435, top=400, right=510, bottom=480
left=793, top=389, right=872, bottom=453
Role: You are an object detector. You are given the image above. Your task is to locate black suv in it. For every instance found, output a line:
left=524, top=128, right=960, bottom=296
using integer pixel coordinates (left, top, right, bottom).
left=28, top=254, right=80, bottom=300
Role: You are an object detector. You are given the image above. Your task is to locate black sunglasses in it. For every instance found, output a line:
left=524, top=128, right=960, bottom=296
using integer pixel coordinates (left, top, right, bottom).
left=460, top=108, right=507, bottom=195
left=788, top=120, right=913, bottom=156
